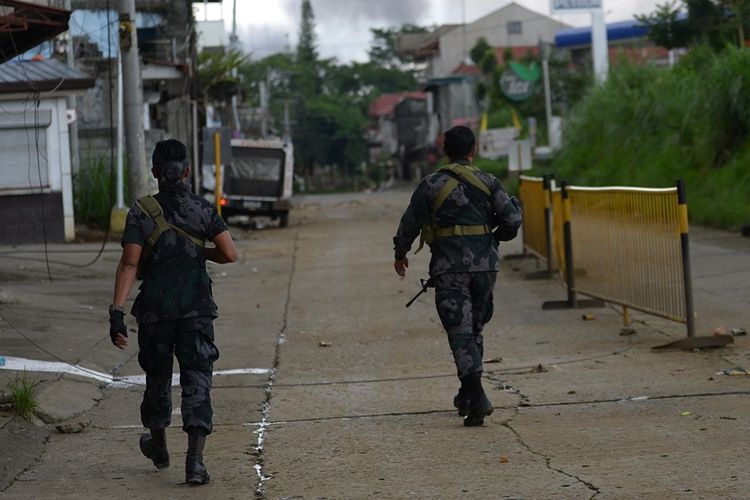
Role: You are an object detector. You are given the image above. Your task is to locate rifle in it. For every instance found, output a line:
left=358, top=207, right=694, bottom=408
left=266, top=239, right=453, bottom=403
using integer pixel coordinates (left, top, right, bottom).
left=405, top=277, right=434, bottom=308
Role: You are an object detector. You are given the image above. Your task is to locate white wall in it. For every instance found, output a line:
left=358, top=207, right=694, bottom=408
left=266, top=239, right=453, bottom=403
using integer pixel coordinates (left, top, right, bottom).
left=0, top=96, right=75, bottom=241
left=431, top=4, right=569, bottom=78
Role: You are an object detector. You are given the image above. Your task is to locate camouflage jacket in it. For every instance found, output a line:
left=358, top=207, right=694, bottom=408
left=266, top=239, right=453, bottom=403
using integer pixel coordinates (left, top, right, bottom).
left=121, top=182, right=228, bottom=324
left=393, top=160, right=522, bottom=277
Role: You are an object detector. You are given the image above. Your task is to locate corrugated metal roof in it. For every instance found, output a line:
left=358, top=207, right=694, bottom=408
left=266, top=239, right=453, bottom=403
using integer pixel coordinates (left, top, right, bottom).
left=0, top=58, right=94, bottom=93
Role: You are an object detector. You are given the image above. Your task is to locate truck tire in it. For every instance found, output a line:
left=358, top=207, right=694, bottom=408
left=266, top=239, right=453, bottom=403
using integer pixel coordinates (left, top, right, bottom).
left=279, top=211, right=289, bottom=228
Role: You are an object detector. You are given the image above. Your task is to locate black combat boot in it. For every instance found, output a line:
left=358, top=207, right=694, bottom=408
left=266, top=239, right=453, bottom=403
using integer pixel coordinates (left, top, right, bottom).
left=453, top=379, right=470, bottom=417
left=139, top=428, right=170, bottom=469
left=185, top=432, right=210, bottom=485
left=463, top=374, right=493, bottom=427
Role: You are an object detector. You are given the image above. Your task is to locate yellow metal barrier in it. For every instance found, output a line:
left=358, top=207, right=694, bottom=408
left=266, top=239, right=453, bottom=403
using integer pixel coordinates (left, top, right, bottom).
left=519, top=175, right=557, bottom=273
left=568, top=186, right=686, bottom=323
left=519, top=175, right=545, bottom=258
left=550, top=186, right=565, bottom=277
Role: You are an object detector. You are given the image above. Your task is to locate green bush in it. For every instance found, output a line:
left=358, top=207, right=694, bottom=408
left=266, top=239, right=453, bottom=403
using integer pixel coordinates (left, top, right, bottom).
left=550, top=46, right=750, bottom=229
left=73, top=156, right=122, bottom=229
left=6, top=373, right=39, bottom=420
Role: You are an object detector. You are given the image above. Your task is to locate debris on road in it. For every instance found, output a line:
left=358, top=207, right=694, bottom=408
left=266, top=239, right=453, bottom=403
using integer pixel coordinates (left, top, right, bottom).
left=485, top=357, right=502, bottom=364
left=55, top=420, right=90, bottom=434
left=318, top=341, right=332, bottom=347
left=499, top=457, right=509, bottom=464
left=619, top=327, right=637, bottom=336
left=718, top=367, right=750, bottom=376
left=582, top=314, right=595, bottom=321
left=680, top=411, right=692, bottom=417
left=532, top=363, right=548, bottom=373
left=731, top=328, right=746, bottom=336
left=621, top=396, right=649, bottom=402
left=712, top=326, right=728, bottom=335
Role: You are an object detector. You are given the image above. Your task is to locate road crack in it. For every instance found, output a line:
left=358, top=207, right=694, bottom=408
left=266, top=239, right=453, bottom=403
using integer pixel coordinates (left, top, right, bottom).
left=253, top=229, right=299, bottom=498
left=498, top=381, right=601, bottom=499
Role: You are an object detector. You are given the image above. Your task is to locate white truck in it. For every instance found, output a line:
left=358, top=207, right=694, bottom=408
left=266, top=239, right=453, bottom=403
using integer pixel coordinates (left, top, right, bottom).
left=202, top=137, right=294, bottom=227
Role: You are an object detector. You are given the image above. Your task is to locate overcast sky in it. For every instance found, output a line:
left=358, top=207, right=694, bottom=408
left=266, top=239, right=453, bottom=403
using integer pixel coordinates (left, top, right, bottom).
left=194, top=0, right=664, bottom=62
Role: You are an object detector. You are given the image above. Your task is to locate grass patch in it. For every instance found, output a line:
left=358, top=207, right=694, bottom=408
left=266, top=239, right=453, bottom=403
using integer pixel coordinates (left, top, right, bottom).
left=73, top=155, right=126, bottom=230
left=6, top=372, right=40, bottom=420
left=549, top=45, right=750, bottom=229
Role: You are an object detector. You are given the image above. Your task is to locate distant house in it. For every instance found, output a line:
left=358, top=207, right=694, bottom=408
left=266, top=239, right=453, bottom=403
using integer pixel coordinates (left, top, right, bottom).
left=402, top=3, right=569, bottom=80
left=368, top=92, right=436, bottom=179
left=396, top=2, right=569, bottom=135
left=0, top=59, right=94, bottom=244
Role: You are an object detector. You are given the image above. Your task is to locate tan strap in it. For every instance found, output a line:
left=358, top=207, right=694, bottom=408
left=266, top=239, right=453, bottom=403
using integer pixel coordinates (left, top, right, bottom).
left=136, top=195, right=205, bottom=249
left=439, top=163, right=491, bottom=197
left=435, top=224, right=491, bottom=238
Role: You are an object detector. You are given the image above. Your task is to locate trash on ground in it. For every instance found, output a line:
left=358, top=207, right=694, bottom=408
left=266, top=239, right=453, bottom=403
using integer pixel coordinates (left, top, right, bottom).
left=532, top=363, right=548, bottom=373
left=712, top=326, right=728, bottom=335
left=318, top=341, right=332, bottom=347
left=55, top=420, right=90, bottom=434
left=719, top=416, right=738, bottom=420
left=619, top=327, right=637, bottom=336
left=679, top=411, right=692, bottom=417
left=567, top=390, right=576, bottom=395
left=731, top=328, right=746, bottom=336
left=718, top=367, right=750, bottom=376
left=621, top=396, right=649, bottom=402
left=499, top=457, right=509, bottom=464
left=485, top=357, right=502, bottom=364
left=582, top=314, right=595, bottom=321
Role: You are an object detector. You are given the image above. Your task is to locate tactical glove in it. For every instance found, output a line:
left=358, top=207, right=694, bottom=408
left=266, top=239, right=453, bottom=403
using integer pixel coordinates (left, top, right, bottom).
left=109, top=306, right=127, bottom=344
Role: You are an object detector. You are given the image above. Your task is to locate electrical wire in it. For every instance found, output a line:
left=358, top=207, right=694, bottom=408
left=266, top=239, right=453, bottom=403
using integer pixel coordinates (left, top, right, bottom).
left=0, top=311, right=144, bottom=386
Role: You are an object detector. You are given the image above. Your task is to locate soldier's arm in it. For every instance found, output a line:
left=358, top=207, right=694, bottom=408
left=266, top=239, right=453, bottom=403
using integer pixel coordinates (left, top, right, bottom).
left=491, top=180, right=523, bottom=242
left=110, top=243, right=141, bottom=349
left=393, top=181, right=430, bottom=261
left=206, top=230, right=237, bottom=264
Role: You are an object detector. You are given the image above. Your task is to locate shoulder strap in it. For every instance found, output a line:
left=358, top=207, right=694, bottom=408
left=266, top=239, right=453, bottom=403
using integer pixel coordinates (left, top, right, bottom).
left=136, top=195, right=205, bottom=248
left=439, top=163, right=492, bottom=197
left=432, top=177, right=460, bottom=213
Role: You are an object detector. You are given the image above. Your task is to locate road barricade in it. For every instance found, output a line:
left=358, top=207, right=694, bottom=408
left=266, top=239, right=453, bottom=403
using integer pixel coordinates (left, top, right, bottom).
left=518, top=175, right=556, bottom=277
left=542, top=179, right=731, bottom=349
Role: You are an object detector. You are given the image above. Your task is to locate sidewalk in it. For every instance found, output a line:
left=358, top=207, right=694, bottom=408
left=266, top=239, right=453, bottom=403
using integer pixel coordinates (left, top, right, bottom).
left=0, top=189, right=749, bottom=498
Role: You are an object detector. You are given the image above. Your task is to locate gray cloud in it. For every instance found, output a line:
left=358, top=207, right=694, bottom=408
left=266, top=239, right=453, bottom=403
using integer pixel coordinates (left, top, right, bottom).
left=281, top=0, right=432, bottom=28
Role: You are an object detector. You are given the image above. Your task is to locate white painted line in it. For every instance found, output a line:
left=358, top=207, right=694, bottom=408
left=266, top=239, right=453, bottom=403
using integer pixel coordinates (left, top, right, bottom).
left=0, top=356, right=270, bottom=388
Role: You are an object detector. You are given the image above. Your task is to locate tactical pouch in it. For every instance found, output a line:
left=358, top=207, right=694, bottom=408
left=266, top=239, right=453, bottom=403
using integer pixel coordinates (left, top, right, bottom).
left=135, top=195, right=206, bottom=280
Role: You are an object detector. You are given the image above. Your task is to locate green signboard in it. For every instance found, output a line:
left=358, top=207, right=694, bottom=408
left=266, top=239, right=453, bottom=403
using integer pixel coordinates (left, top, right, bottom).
left=499, top=62, right=541, bottom=102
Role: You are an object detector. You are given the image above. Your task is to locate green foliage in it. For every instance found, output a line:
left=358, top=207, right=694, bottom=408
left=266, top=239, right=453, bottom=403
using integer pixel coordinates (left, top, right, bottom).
left=6, top=373, right=39, bottom=420
left=368, top=24, right=428, bottom=69
left=197, top=50, right=246, bottom=102
left=635, top=1, right=691, bottom=50
left=73, top=155, right=122, bottom=229
left=550, top=46, right=750, bottom=228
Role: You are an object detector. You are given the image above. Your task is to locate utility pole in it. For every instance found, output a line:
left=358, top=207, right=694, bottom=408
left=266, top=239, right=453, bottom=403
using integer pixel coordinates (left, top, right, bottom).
left=63, top=0, right=79, bottom=176
left=119, top=0, right=149, bottom=202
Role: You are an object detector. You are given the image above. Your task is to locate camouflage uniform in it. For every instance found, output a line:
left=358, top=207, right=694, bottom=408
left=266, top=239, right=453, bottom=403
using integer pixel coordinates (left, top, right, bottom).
left=122, top=181, right=228, bottom=435
left=394, top=160, right=522, bottom=379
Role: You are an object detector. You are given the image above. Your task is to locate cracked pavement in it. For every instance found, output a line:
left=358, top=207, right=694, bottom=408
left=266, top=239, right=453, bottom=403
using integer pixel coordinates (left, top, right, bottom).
left=1, top=187, right=749, bottom=498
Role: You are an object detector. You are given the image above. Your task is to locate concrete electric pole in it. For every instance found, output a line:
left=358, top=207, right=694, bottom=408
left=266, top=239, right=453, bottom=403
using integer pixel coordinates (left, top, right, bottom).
left=118, top=0, right=149, bottom=203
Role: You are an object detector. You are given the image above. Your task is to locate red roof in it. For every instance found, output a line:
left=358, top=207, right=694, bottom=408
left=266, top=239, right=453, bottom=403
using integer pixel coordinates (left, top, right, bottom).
left=494, top=46, right=541, bottom=65
left=451, top=63, right=481, bottom=76
left=369, top=92, right=426, bottom=118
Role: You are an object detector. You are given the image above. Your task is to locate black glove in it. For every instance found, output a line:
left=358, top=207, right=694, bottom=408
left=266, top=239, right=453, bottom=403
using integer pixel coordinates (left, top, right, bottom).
left=109, top=306, right=127, bottom=344
left=510, top=195, right=522, bottom=213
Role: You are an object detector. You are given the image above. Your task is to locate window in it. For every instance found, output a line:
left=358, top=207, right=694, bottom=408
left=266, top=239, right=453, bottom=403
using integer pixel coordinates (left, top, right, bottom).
left=507, top=21, right=522, bottom=35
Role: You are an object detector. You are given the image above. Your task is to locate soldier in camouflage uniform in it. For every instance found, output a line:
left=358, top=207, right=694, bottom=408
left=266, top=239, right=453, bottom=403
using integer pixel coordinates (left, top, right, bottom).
left=393, top=126, right=522, bottom=426
left=109, top=139, right=237, bottom=484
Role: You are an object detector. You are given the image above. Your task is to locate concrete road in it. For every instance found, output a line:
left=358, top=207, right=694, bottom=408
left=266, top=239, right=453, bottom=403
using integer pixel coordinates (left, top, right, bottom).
left=1, top=187, right=749, bottom=499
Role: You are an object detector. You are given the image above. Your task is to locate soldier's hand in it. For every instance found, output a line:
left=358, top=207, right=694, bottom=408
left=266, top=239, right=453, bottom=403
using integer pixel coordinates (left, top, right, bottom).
left=109, top=307, right=128, bottom=350
left=394, top=258, right=409, bottom=277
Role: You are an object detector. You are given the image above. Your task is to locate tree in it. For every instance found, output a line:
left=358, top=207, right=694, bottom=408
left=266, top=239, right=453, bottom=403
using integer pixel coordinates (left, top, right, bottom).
left=635, top=1, right=691, bottom=50
left=368, top=24, right=428, bottom=69
left=295, top=0, right=320, bottom=96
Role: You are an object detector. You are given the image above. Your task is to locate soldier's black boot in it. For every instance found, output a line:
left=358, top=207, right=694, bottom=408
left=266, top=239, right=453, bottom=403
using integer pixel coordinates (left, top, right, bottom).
left=453, top=379, right=470, bottom=417
left=185, top=432, right=210, bottom=485
left=139, top=428, right=170, bottom=469
left=463, top=374, right=493, bottom=427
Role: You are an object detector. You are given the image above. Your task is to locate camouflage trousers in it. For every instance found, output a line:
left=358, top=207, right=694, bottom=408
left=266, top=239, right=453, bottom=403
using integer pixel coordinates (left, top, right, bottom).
left=434, top=271, right=497, bottom=380
left=137, top=317, right=219, bottom=435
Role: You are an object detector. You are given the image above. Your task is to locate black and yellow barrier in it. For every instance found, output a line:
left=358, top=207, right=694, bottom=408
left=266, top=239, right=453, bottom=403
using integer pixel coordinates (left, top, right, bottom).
left=543, top=179, right=731, bottom=349
left=519, top=175, right=556, bottom=277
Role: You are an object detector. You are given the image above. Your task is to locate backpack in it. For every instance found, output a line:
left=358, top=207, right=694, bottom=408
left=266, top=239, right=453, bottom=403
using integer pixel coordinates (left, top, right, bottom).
left=135, top=195, right=206, bottom=280
left=415, top=163, right=493, bottom=254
